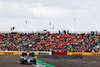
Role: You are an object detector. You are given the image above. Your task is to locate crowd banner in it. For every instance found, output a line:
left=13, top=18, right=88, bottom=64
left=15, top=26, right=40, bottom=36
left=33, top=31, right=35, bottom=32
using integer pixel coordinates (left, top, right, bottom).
left=67, top=52, right=100, bottom=55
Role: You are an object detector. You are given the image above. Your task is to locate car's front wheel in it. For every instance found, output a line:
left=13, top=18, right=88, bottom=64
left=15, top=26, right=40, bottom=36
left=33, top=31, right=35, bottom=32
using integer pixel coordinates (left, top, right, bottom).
left=34, top=61, right=36, bottom=65
left=34, top=59, right=36, bottom=65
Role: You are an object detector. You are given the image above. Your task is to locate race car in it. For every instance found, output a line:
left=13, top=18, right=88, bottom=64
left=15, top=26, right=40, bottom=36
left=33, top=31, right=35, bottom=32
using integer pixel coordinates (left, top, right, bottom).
left=20, top=51, right=36, bottom=65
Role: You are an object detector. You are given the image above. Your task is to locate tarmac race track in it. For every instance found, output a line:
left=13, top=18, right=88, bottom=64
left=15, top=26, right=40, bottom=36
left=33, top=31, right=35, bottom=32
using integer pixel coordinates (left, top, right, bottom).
left=0, top=55, right=34, bottom=67
left=1, top=55, right=100, bottom=67
left=38, top=55, right=100, bottom=67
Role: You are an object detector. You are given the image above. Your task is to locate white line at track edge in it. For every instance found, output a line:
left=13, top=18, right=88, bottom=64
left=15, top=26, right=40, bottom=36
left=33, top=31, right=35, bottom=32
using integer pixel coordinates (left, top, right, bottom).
left=33, top=62, right=46, bottom=67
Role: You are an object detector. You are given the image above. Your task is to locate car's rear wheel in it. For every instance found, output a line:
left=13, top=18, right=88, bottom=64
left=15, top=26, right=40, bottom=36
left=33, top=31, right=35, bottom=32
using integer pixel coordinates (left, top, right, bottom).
left=20, top=59, right=24, bottom=64
left=32, top=59, right=36, bottom=65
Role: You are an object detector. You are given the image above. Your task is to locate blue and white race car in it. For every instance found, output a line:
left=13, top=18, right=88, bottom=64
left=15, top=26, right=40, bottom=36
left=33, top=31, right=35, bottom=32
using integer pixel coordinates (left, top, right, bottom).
left=20, top=51, right=36, bottom=65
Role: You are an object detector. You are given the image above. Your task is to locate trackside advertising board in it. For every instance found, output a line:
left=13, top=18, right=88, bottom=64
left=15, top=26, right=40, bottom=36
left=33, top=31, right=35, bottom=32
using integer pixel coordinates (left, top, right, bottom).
left=0, top=51, right=22, bottom=55
left=0, top=51, right=51, bottom=55
left=54, top=52, right=67, bottom=55
left=67, top=52, right=100, bottom=55
left=1, top=51, right=100, bottom=55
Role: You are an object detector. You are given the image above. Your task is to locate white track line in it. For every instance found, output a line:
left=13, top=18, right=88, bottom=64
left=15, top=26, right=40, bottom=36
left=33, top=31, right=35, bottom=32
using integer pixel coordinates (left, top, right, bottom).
left=33, top=62, right=46, bottom=67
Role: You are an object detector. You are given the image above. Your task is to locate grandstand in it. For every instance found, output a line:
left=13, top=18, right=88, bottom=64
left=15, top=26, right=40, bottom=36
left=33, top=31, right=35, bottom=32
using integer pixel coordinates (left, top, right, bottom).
left=0, top=30, right=100, bottom=52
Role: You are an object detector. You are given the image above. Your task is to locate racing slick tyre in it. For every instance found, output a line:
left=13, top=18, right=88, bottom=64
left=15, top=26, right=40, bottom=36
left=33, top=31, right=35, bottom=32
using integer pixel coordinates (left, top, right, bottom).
left=34, top=59, right=36, bottom=65
left=20, top=58, right=24, bottom=64
left=32, top=58, right=36, bottom=65
left=34, top=61, right=36, bottom=65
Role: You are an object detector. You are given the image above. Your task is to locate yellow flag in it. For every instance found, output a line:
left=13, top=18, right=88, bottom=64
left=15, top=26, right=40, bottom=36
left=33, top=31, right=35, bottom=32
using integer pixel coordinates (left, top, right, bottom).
left=10, top=28, right=12, bottom=31
left=74, top=18, right=76, bottom=22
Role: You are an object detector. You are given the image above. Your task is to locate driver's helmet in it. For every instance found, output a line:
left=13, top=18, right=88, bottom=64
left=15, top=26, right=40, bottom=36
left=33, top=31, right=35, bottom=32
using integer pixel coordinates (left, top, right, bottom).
left=27, top=52, right=30, bottom=57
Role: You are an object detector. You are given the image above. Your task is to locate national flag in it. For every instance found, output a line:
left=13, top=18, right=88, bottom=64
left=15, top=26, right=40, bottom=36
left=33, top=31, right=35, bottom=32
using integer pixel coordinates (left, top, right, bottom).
left=12, top=27, right=15, bottom=30
left=25, top=20, right=27, bottom=24
left=49, top=22, right=51, bottom=25
left=74, top=18, right=76, bottom=22
left=10, top=27, right=15, bottom=31
left=52, top=26, right=54, bottom=29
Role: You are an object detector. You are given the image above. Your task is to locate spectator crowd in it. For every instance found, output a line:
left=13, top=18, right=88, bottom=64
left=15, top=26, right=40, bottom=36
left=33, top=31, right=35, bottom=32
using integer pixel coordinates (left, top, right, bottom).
left=0, top=30, right=100, bottom=52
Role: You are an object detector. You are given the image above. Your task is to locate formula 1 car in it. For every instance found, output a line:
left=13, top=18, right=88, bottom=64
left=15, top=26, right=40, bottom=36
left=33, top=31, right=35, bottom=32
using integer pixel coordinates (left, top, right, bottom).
left=20, top=51, right=36, bottom=65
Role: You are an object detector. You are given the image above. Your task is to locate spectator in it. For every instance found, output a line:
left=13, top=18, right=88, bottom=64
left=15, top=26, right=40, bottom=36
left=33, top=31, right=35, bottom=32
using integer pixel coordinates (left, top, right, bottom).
left=0, top=31, right=100, bottom=52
